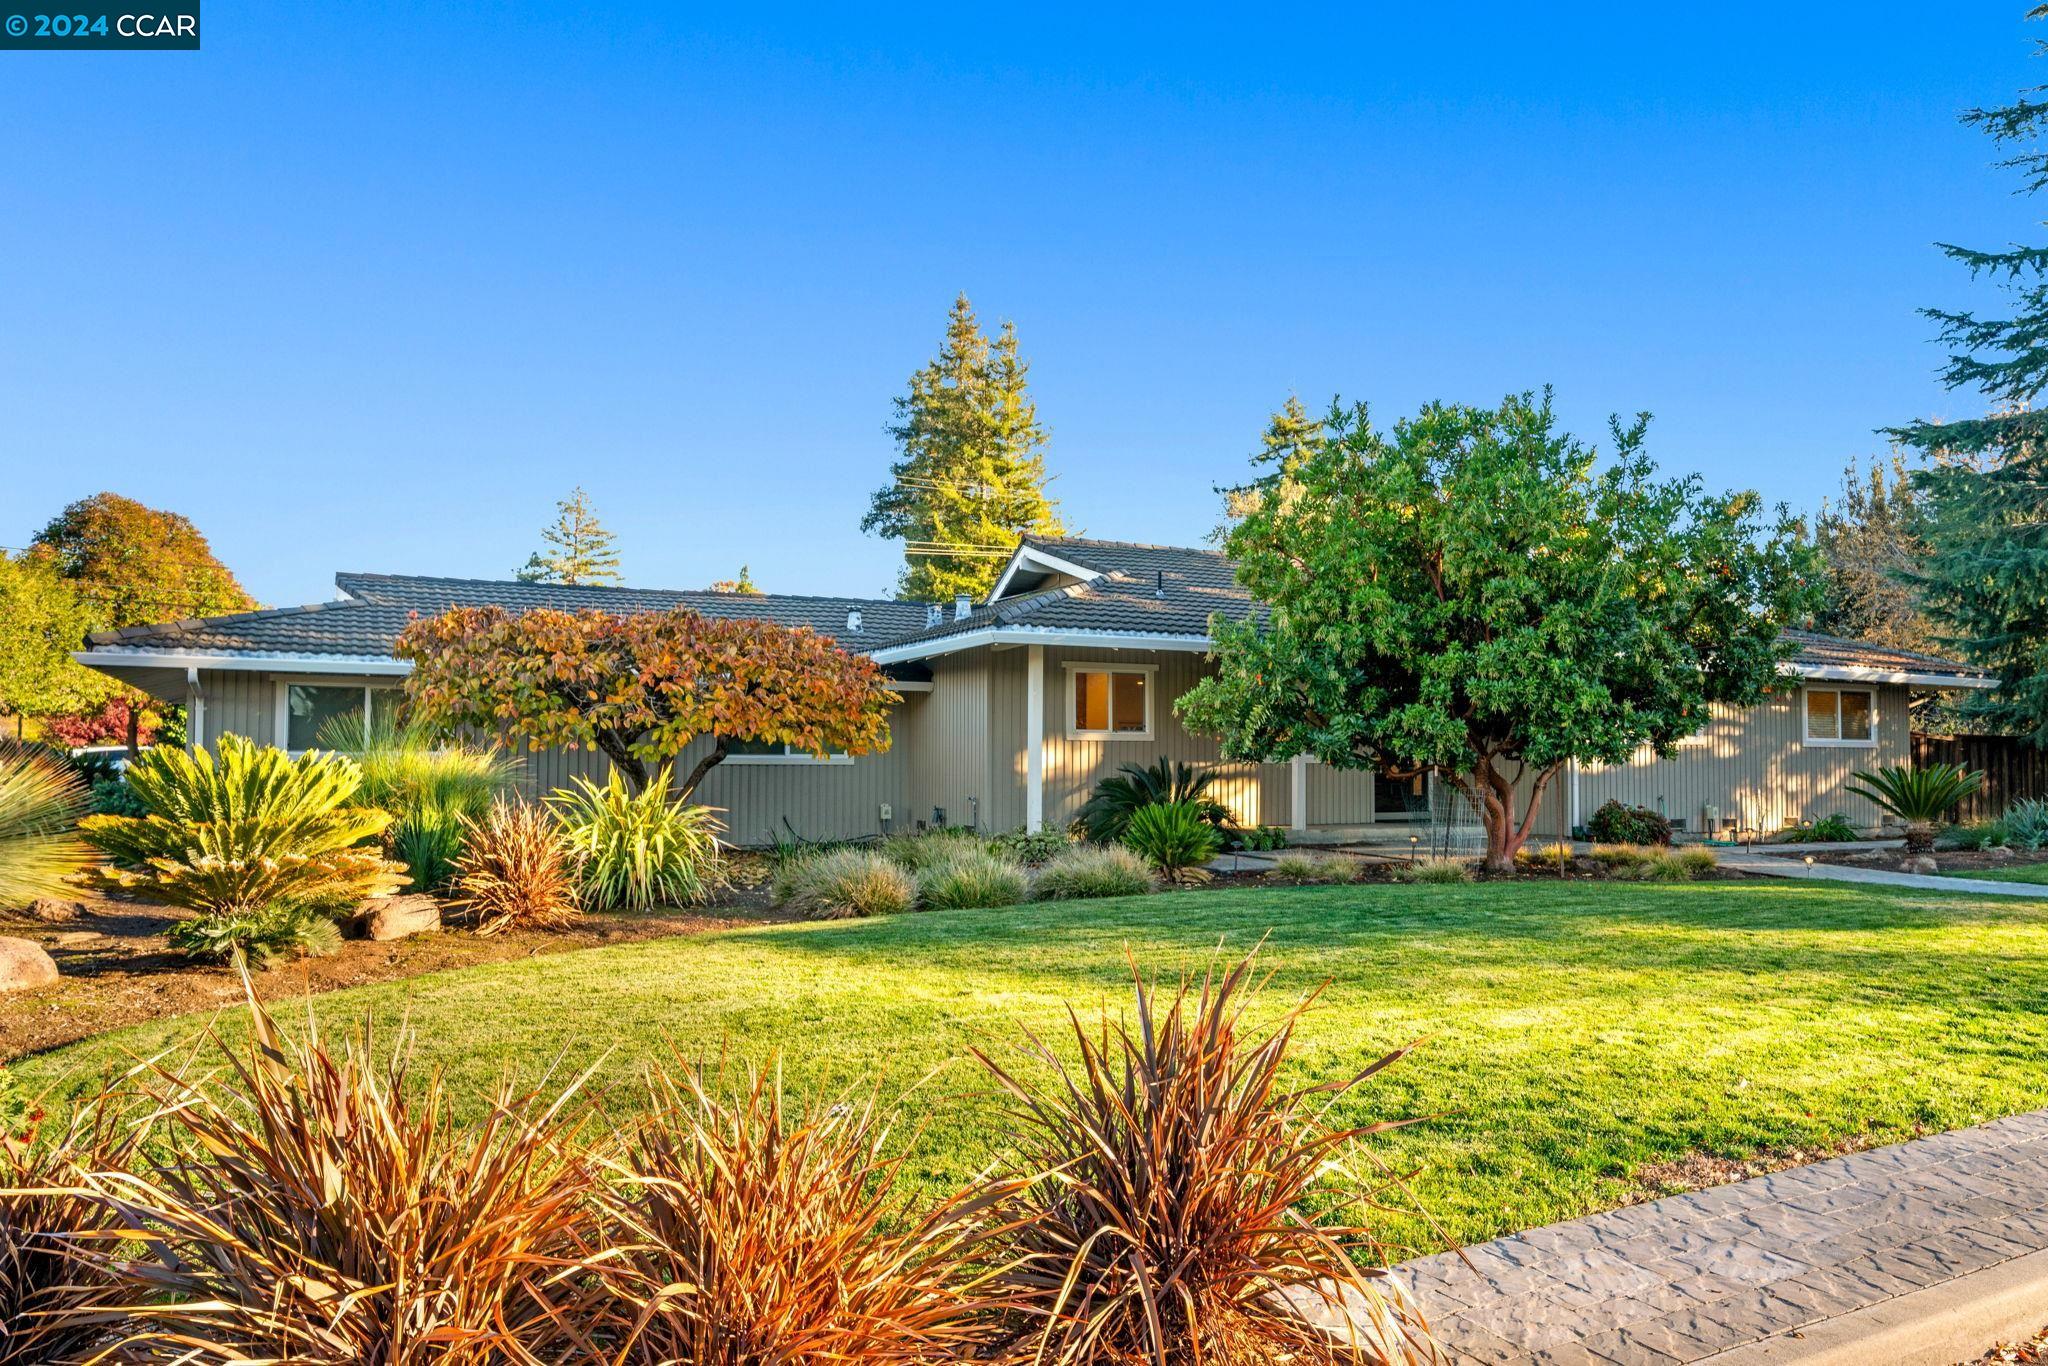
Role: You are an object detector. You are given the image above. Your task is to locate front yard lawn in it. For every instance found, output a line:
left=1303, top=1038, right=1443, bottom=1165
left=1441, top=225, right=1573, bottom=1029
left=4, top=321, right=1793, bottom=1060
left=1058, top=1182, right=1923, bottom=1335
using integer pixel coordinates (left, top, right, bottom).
left=17, top=879, right=2048, bottom=1250
left=1942, top=861, right=2048, bottom=885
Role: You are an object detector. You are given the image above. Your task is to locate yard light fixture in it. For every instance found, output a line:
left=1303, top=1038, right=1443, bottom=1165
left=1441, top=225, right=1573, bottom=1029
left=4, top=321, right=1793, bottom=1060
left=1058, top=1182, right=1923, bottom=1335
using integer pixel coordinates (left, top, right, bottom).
left=1804, top=855, right=1815, bottom=868
left=1409, top=833, right=1419, bottom=863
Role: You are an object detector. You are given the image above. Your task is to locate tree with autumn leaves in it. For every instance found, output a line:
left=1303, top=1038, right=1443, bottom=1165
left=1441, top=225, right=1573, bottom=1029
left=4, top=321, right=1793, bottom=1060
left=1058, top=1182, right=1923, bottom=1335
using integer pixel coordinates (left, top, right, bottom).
left=395, top=606, right=895, bottom=799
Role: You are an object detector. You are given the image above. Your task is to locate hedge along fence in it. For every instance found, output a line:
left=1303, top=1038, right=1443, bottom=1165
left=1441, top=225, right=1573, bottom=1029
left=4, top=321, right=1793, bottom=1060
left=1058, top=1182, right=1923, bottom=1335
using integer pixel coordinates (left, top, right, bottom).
left=1913, top=732, right=2047, bottom=822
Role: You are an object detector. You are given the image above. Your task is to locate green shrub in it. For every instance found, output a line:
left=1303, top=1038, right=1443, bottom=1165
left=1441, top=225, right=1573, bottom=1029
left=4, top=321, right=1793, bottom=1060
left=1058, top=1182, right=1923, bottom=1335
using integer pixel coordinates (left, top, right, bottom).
left=774, top=848, right=918, bottom=919
left=875, top=827, right=980, bottom=873
left=88, top=775, right=148, bottom=818
left=1776, top=813, right=1859, bottom=843
left=549, top=767, right=724, bottom=911
left=1122, top=801, right=1222, bottom=885
left=1395, top=857, right=1472, bottom=884
left=1030, top=845, right=1158, bottom=900
left=0, top=743, right=89, bottom=912
left=167, top=903, right=341, bottom=967
left=916, top=846, right=1029, bottom=910
left=80, top=736, right=405, bottom=916
left=988, top=826, right=1072, bottom=865
left=1586, top=800, right=1673, bottom=847
left=322, top=719, right=519, bottom=893
left=1075, top=759, right=1232, bottom=844
left=1267, top=852, right=1360, bottom=885
left=1229, top=825, right=1290, bottom=852
left=2004, top=798, right=2048, bottom=851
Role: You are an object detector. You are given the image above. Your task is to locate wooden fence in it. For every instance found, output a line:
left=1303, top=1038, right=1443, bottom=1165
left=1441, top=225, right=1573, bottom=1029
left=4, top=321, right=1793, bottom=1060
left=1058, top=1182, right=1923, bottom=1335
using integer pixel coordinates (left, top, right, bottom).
left=1912, top=732, right=2048, bottom=821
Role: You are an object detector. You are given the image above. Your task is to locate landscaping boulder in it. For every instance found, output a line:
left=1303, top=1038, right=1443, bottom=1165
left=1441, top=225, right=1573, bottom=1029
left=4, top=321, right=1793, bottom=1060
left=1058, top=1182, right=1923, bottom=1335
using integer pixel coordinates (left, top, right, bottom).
left=0, top=937, right=59, bottom=992
left=357, top=895, right=441, bottom=942
left=26, top=897, right=86, bottom=924
left=1901, top=856, right=1939, bottom=875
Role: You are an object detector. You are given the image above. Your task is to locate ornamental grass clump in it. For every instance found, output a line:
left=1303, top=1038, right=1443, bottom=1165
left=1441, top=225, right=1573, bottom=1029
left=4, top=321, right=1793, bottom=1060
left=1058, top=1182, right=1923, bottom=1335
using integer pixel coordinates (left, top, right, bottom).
left=972, top=953, right=1438, bottom=1365
left=67, top=991, right=600, bottom=1364
left=1269, top=851, right=1362, bottom=885
left=0, top=743, right=89, bottom=913
left=775, top=848, right=918, bottom=919
left=549, top=765, right=724, bottom=910
left=876, top=826, right=982, bottom=873
left=79, top=735, right=407, bottom=918
left=1122, top=800, right=1222, bottom=885
left=577, top=1059, right=1018, bottom=1364
left=1394, top=857, right=1472, bottom=885
left=448, top=799, right=580, bottom=935
left=916, top=845, right=1029, bottom=910
left=320, top=716, right=521, bottom=893
left=1030, top=845, right=1158, bottom=901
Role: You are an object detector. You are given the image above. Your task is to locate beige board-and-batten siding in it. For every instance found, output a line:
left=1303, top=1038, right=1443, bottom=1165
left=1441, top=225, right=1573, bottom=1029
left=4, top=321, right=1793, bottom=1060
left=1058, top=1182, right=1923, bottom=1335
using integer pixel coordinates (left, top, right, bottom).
left=1574, top=683, right=1912, bottom=836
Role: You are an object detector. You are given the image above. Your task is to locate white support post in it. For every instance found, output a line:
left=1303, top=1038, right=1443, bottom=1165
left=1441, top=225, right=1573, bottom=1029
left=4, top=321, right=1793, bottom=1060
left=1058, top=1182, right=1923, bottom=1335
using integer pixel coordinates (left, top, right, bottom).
left=1026, top=645, right=1045, bottom=834
left=1289, top=755, right=1309, bottom=834
left=185, top=667, right=205, bottom=754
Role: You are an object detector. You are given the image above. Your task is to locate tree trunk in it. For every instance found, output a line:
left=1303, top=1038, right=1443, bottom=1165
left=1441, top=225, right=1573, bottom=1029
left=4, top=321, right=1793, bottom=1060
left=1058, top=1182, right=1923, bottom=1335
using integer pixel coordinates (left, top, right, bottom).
left=125, top=704, right=140, bottom=760
left=677, top=739, right=730, bottom=804
left=1904, top=820, right=1936, bottom=858
left=1460, top=756, right=1564, bottom=874
left=593, top=732, right=650, bottom=793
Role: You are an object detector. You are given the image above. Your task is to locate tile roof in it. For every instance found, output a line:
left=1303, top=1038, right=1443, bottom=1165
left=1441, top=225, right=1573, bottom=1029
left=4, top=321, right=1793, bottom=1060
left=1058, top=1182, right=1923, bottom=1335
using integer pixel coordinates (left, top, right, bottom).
left=77, top=544, right=1994, bottom=685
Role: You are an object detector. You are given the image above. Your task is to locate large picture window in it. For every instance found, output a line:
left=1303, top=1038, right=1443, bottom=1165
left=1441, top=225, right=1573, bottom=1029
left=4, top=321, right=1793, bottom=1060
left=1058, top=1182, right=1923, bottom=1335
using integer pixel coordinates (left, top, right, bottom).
left=1068, top=666, right=1151, bottom=738
left=278, top=683, right=397, bottom=752
left=1803, top=686, right=1876, bottom=747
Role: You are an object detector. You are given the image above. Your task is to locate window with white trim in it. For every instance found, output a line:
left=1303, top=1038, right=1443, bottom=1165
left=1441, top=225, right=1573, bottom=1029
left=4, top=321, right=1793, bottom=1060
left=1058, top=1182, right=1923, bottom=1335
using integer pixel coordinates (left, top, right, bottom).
left=1068, top=666, right=1151, bottom=738
left=721, top=736, right=852, bottom=765
left=278, top=682, right=398, bottom=753
left=1803, top=686, right=1876, bottom=747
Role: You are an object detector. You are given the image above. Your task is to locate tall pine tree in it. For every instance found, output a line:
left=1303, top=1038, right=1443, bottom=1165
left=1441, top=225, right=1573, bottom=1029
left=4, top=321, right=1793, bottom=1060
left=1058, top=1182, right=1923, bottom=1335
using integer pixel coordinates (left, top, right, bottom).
left=1890, top=9, right=2048, bottom=744
left=862, top=295, right=1064, bottom=601
left=517, top=487, right=622, bottom=586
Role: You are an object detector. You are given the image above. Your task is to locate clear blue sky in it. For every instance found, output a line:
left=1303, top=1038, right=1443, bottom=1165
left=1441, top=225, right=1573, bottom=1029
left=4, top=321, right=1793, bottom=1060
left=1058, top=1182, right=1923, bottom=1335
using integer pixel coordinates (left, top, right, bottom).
left=1, top=4, right=2038, bottom=609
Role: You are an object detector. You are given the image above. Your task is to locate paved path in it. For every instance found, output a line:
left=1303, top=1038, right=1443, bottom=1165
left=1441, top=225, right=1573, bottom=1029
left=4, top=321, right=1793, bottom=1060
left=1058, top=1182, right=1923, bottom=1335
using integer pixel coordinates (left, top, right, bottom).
left=1717, top=848, right=2048, bottom=898
left=1389, top=1110, right=2048, bottom=1363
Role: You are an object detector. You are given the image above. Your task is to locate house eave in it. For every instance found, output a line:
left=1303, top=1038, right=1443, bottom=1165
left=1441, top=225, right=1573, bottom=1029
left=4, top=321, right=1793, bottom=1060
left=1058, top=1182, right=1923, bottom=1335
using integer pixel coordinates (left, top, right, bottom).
left=76, top=649, right=415, bottom=677
left=868, top=627, right=1213, bottom=665
left=1784, top=662, right=2000, bottom=690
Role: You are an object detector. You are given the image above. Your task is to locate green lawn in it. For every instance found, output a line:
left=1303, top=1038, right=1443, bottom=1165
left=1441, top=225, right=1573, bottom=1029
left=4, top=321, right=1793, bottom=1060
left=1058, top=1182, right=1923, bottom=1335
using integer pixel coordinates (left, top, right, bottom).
left=1941, top=861, right=2048, bottom=885
left=17, top=879, right=2048, bottom=1250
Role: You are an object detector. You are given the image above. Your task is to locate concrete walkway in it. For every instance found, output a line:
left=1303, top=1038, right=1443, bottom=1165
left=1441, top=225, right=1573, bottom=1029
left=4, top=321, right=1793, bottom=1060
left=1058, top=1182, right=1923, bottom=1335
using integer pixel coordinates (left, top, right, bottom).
left=1717, top=848, right=2048, bottom=899
left=1390, top=1110, right=2048, bottom=1363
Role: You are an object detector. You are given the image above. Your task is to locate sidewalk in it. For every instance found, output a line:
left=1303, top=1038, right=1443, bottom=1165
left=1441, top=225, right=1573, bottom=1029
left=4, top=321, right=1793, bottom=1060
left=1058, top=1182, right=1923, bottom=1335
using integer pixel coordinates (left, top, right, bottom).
left=1389, top=1111, right=2048, bottom=1364
left=1717, top=848, right=2048, bottom=899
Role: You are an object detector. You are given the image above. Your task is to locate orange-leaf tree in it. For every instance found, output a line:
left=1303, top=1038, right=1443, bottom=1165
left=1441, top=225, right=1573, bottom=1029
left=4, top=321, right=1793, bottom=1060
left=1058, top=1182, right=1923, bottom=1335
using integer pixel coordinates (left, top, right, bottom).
left=395, top=606, right=895, bottom=798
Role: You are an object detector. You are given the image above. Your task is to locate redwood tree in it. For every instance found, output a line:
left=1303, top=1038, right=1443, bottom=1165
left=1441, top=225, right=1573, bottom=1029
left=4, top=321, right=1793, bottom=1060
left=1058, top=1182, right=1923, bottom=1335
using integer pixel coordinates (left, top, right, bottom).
left=1179, top=391, right=1818, bottom=871
left=395, top=607, right=895, bottom=797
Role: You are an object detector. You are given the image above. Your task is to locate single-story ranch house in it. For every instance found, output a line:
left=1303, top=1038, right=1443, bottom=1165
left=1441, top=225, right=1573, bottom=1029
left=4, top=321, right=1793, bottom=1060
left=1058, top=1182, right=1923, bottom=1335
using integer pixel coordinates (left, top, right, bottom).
left=76, top=536, right=1997, bottom=845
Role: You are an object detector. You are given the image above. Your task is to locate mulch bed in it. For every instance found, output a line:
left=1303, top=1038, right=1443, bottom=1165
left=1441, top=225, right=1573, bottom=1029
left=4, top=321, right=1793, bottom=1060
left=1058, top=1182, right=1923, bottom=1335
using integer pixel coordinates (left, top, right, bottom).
left=0, top=859, right=797, bottom=1063
left=1800, top=847, right=2048, bottom=875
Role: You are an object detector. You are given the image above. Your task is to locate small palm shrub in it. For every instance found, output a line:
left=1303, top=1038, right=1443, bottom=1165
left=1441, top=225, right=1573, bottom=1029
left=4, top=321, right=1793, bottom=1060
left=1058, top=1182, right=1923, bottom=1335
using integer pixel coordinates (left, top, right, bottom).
left=1075, top=758, right=1232, bottom=843
left=449, top=799, right=580, bottom=935
left=915, top=845, right=1029, bottom=910
left=1269, top=851, right=1361, bottom=885
left=1846, top=762, right=1985, bottom=854
left=165, top=902, right=342, bottom=966
left=0, top=744, right=89, bottom=913
left=972, top=954, right=1436, bottom=1364
left=1030, top=845, right=1157, bottom=900
left=876, top=826, right=981, bottom=872
left=1776, top=813, right=1859, bottom=843
left=775, top=848, right=919, bottom=918
left=1586, top=799, right=1673, bottom=847
left=1123, top=800, right=1222, bottom=884
left=549, top=766, right=724, bottom=910
left=70, top=997, right=598, bottom=1364
left=80, top=736, right=405, bottom=917
left=1395, top=857, right=1472, bottom=884
left=2004, top=798, right=2048, bottom=851
left=579, top=1061, right=1007, bottom=1363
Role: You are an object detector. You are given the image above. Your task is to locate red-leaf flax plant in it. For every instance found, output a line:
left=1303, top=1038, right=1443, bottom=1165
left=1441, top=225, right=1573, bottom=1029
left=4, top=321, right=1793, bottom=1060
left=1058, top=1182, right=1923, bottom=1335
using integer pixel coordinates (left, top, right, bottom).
left=0, top=1094, right=148, bottom=1366
left=64, top=989, right=604, bottom=1365
left=971, top=951, right=1441, bottom=1366
left=576, top=1055, right=1031, bottom=1364
left=449, top=797, right=583, bottom=936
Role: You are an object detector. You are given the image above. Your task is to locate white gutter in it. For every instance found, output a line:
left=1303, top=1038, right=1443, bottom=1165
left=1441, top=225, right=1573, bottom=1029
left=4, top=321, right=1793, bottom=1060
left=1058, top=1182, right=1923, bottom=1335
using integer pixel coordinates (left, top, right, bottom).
left=869, top=627, right=1213, bottom=666
left=77, top=649, right=414, bottom=677
left=1784, top=664, right=1999, bottom=689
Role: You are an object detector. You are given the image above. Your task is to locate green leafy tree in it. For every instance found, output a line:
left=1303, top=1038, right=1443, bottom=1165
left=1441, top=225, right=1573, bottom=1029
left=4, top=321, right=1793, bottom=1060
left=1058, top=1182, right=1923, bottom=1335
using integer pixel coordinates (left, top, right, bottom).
left=1887, top=13, right=2048, bottom=744
left=0, top=551, right=116, bottom=726
left=707, top=565, right=762, bottom=595
left=1812, top=450, right=1935, bottom=653
left=1180, top=390, right=1819, bottom=872
left=516, top=487, right=622, bottom=586
left=862, top=295, right=1065, bottom=600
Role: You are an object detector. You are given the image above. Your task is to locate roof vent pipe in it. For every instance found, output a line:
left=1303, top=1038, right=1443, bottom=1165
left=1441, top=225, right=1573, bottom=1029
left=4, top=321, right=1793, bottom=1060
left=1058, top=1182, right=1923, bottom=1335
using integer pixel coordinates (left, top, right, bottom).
left=1155, top=571, right=1166, bottom=599
left=846, top=609, right=863, bottom=633
left=955, top=593, right=972, bottom=621
left=925, top=603, right=944, bottom=628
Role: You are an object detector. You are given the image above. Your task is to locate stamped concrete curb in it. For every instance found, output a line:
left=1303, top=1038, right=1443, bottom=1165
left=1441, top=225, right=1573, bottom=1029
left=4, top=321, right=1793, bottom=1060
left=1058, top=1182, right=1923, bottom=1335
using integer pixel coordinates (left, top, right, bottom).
left=1695, top=1244, right=2048, bottom=1365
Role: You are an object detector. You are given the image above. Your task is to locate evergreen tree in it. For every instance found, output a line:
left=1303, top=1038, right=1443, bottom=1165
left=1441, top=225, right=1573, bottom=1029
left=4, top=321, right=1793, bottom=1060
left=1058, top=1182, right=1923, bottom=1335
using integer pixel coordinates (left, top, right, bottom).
left=1889, top=11, right=2048, bottom=743
left=862, top=295, right=1064, bottom=601
left=517, top=487, right=622, bottom=586
left=1812, top=450, right=1935, bottom=653
left=1214, top=396, right=1325, bottom=540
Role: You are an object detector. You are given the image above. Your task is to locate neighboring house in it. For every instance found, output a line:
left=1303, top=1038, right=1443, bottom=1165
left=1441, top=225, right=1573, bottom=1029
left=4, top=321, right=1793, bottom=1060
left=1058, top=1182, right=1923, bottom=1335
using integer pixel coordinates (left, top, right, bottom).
left=75, top=537, right=1997, bottom=844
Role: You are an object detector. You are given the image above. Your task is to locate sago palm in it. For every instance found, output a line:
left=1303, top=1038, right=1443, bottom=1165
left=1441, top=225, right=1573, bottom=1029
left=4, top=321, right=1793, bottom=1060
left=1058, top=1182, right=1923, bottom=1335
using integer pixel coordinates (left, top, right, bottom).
left=1845, top=763, right=1985, bottom=855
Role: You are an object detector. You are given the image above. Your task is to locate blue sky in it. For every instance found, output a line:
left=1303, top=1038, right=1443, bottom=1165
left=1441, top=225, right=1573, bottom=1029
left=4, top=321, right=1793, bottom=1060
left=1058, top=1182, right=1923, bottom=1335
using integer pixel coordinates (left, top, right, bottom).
left=0, top=4, right=2038, bottom=609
